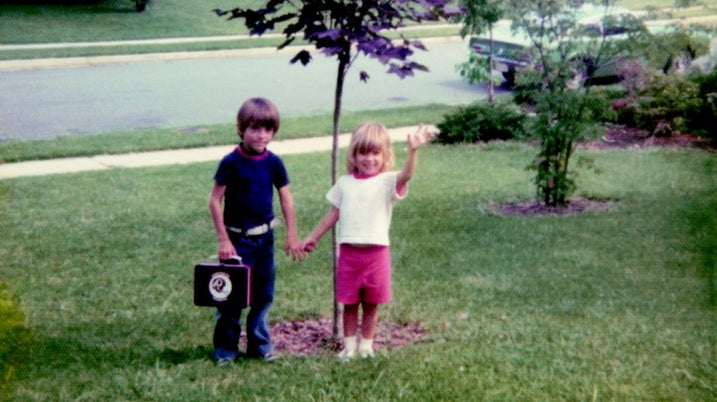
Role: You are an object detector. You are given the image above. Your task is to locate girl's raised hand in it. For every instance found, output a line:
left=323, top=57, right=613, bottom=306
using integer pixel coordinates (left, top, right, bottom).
left=407, top=124, right=435, bottom=151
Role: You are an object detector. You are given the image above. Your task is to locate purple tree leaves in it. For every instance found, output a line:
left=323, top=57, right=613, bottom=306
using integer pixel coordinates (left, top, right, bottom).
left=215, top=0, right=462, bottom=81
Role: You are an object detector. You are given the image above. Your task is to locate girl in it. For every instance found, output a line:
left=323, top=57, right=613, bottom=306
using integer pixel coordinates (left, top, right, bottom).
left=303, top=121, right=432, bottom=359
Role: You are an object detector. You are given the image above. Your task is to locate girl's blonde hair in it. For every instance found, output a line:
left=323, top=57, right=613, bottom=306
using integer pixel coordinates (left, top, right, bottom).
left=346, top=121, right=394, bottom=174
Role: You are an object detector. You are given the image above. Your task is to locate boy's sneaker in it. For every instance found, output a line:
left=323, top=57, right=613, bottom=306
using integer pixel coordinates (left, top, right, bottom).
left=216, top=357, right=234, bottom=367
left=337, top=348, right=356, bottom=361
left=358, top=345, right=374, bottom=359
left=246, top=352, right=279, bottom=362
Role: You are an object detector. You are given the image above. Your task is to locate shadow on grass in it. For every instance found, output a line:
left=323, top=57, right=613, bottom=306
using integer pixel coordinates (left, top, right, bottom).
left=680, top=188, right=717, bottom=307
left=19, top=330, right=212, bottom=380
left=0, top=284, right=30, bottom=396
left=2, top=0, right=140, bottom=14
left=157, top=346, right=212, bottom=365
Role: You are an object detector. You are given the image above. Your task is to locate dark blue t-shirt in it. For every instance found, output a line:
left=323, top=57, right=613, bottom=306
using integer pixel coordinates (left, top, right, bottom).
left=214, top=146, right=290, bottom=229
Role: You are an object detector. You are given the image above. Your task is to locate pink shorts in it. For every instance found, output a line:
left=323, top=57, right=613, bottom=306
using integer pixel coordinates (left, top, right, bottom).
left=337, top=244, right=392, bottom=305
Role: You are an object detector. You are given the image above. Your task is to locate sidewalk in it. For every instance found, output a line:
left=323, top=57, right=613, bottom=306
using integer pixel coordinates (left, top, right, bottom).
left=0, top=126, right=419, bottom=180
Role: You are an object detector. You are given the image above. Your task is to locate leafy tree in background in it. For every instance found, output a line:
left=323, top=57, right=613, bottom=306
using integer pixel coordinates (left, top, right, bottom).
left=454, top=0, right=503, bottom=103
left=506, top=0, right=626, bottom=206
left=214, top=0, right=461, bottom=338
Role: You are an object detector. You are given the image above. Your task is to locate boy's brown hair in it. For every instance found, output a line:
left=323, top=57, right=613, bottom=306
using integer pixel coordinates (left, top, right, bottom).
left=237, top=97, right=280, bottom=135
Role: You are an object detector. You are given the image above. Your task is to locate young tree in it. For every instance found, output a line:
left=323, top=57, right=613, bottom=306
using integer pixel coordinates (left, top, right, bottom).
left=506, top=0, right=587, bottom=206
left=506, top=0, right=641, bottom=206
left=454, top=0, right=504, bottom=103
left=214, top=0, right=460, bottom=338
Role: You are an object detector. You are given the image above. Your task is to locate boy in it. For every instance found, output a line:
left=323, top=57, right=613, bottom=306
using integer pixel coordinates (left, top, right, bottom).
left=208, top=97, right=305, bottom=363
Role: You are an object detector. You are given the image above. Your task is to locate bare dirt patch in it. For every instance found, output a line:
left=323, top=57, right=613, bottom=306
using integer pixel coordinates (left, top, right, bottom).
left=493, top=197, right=616, bottom=217
left=584, top=124, right=714, bottom=151
left=270, top=318, right=426, bottom=357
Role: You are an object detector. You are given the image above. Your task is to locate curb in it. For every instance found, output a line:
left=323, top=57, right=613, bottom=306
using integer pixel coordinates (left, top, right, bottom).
left=0, top=45, right=312, bottom=72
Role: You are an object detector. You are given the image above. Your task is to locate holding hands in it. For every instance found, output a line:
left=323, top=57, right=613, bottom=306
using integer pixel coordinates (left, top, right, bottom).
left=302, top=238, right=318, bottom=253
left=285, top=236, right=307, bottom=262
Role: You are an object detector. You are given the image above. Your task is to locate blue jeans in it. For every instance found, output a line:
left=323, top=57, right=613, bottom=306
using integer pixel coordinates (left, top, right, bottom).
left=213, top=230, right=275, bottom=360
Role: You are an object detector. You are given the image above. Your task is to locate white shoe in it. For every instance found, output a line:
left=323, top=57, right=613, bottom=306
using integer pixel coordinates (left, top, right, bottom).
left=337, top=348, right=356, bottom=361
left=358, top=345, right=374, bottom=358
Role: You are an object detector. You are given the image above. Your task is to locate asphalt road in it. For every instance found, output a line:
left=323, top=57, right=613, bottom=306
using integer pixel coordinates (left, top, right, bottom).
left=0, top=38, right=492, bottom=142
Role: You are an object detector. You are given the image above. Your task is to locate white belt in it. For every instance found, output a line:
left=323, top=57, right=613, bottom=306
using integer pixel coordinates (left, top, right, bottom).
left=227, top=219, right=278, bottom=236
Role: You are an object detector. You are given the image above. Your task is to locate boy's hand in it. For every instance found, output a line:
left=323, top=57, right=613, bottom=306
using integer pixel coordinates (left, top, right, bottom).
left=285, top=237, right=307, bottom=262
left=407, top=124, right=435, bottom=151
left=217, top=238, right=237, bottom=261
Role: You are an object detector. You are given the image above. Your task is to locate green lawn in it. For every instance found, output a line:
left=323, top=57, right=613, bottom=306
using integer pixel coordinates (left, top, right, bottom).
left=0, top=0, right=460, bottom=59
left=0, top=0, right=700, bottom=44
left=0, top=0, right=266, bottom=43
left=1, top=1, right=716, bottom=400
left=1, top=143, right=715, bottom=401
left=1, top=0, right=714, bottom=60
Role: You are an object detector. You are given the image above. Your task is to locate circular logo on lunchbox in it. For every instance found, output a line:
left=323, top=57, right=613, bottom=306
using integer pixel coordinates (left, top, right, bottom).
left=209, top=271, right=232, bottom=302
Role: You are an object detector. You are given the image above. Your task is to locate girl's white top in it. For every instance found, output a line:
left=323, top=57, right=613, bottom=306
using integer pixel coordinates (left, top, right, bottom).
left=327, top=172, right=406, bottom=246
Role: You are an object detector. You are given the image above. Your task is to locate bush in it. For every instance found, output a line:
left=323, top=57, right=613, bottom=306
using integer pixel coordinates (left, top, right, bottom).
left=435, top=100, right=528, bottom=144
left=686, top=66, right=717, bottom=141
left=611, top=70, right=700, bottom=136
left=512, top=69, right=544, bottom=106
left=0, top=283, right=29, bottom=395
left=581, top=86, right=624, bottom=126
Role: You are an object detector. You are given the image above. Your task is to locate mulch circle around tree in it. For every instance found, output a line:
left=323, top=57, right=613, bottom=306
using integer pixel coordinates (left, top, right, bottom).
left=492, top=197, right=616, bottom=217
left=493, top=125, right=713, bottom=217
left=584, top=124, right=714, bottom=151
left=269, top=318, right=427, bottom=357
left=269, top=125, right=712, bottom=357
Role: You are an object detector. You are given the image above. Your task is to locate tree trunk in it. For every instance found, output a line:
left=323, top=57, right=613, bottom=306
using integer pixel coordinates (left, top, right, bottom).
left=330, top=52, right=350, bottom=340
left=488, top=26, right=495, bottom=103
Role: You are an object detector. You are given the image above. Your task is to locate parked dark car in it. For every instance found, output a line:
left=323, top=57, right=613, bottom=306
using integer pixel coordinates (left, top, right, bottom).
left=469, top=4, right=647, bottom=87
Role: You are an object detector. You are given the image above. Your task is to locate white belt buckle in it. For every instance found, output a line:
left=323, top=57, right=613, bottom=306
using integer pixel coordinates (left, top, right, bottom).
left=229, top=219, right=279, bottom=236
left=245, top=223, right=268, bottom=236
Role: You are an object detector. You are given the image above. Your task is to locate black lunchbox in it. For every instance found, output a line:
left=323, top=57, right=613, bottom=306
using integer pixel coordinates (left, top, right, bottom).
left=194, top=257, right=251, bottom=308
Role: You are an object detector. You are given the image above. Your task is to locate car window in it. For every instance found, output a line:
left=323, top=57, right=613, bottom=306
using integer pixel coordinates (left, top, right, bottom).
left=605, top=14, right=642, bottom=36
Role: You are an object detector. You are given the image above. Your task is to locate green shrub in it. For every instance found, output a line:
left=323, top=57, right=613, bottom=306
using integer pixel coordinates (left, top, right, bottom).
left=582, top=86, right=624, bottom=126
left=512, top=69, right=544, bottom=106
left=435, top=100, right=528, bottom=144
left=529, top=90, right=589, bottom=206
left=687, top=66, right=717, bottom=141
left=611, top=71, right=701, bottom=135
left=0, top=283, right=29, bottom=395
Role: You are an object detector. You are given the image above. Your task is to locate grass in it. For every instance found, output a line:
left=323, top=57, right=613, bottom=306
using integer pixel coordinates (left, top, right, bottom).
left=0, top=104, right=460, bottom=163
left=1, top=1, right=716, bottom=399
left=1, top=0, right=714, bottom=60
left=1, top=142, right=715, bottom=401
left=0, top=0, right=460, bottom=60
left=0, top=0, right=267, bottom=43
left=616, top=0, right=711, bottom=10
